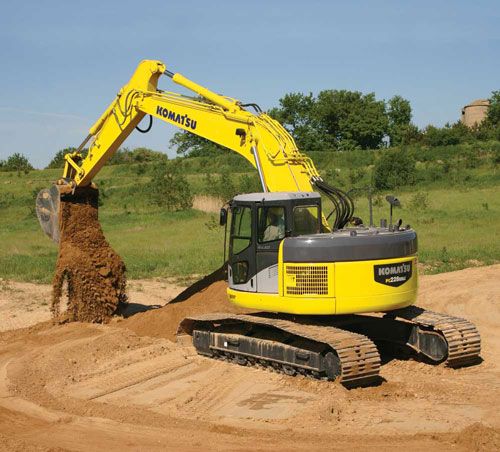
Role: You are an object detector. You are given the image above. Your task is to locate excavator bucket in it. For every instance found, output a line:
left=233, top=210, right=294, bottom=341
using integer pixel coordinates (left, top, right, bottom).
left=36, top=185, right=63, bottom=243
left=35, top=185, right=98, bottom=243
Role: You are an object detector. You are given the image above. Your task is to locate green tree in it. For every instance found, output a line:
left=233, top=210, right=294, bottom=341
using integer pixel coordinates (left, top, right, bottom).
left=268, top=92, right=325, bottom=152
left=373, top=150, right=416, bottom=190
left=387, top=95, right=414, bottom=146
left=146, top=162, right=193, bottom=210
left=313, top=90, right=389, bottom=150
left=170, top=131, right=227, bottom=157
left=2, top=153, right=34, bottom=173
left=422, top=122, right=469, bottom=147
left=387, top=95, right=412, bottom=126
left=486, top=90, right=500, bottom=126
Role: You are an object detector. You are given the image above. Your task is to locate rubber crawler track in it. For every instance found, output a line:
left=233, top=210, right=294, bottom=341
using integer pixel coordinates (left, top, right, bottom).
left=179, top=313, right=381, bottom=386
left=390, top=306, right=481, bottom=367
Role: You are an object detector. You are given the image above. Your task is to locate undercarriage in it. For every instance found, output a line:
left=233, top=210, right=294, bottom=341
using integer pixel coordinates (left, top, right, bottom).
left=178, top=306, right=481, bottom=387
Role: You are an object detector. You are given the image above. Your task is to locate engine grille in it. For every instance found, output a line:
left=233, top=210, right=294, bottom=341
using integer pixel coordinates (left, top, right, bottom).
left=285, top=265, right=329, bottom=296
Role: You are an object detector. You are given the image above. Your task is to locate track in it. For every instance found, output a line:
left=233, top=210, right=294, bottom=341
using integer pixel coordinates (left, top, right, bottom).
left=179, top=313, right=381, bottom=387
left=179, top=306, right=481, bottom=387
left=389, top=306, right=482, bottom=367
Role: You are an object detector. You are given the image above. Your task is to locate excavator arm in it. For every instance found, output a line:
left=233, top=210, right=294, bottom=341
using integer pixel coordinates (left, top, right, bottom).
left=62, top=59, right=320, bottom=192
left=37, top=59, right=353, bottom=242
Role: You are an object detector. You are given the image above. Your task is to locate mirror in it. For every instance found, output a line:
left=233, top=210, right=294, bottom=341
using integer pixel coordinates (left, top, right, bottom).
left=219, top=207, right=228, bottom=226
left=385, top=195, right=401, bottom=207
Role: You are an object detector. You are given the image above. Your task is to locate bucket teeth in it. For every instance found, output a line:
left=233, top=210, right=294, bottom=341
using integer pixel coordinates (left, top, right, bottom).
left=36, top=185, right=62, bottom=243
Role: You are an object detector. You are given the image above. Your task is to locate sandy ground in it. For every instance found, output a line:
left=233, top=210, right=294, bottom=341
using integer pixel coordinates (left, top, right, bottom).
left=0, top=278, right=184, bottom=333
left=0, top=265, right=499, bottom=451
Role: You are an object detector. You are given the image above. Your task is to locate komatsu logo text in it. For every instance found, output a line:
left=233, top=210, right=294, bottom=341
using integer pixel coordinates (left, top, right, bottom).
left=156, top=106, right=197, bottom=130
left=374, top=261, right=412, bottom=287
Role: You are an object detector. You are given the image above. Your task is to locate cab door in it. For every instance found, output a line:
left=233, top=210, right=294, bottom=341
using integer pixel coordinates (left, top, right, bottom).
left=255, top=205, right=286, bottom=293
left=228, top=204, right=257, bottom=292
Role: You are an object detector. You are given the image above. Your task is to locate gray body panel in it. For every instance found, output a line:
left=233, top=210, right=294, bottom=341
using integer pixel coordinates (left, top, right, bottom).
left=255, top=264, right=279, bottom=293
left=228, top=264, right=256, bottom=292
left=233, top=192, right=320, bottom=202
left=282, top=228, right=417, bottom=263
left=228, top=264, right=278, bottom=293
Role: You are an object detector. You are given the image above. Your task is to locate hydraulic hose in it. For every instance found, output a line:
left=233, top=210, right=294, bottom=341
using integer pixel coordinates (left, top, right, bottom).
left=313, top=179, right=354, bottom=230
left=136, top=115, right=153, bottom=133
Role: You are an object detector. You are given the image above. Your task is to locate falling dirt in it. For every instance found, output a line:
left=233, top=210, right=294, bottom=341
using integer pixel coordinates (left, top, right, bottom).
left=0, top=265, right=498, bottom=451
left=52, top=187, right=127, bottom=323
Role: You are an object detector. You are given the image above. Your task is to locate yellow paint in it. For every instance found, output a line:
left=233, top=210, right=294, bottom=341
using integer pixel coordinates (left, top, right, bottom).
left=228, top=255, right=417, bottom=315
left=60, top=59, right=324, bottom=226
left=334, top=256, right=418, bottom=314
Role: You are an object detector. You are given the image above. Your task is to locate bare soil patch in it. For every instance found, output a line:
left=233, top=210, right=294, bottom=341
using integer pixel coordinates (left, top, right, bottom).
left=0, top=265, right=499, bottom=451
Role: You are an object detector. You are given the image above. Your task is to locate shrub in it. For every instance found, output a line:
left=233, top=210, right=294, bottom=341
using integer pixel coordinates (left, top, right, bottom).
left=464, top=150, right=480, bottom=168
left=1, top=153, right=34, bottom=174
left=408, top=191, right=429, bottom=212
left=422, top=122, right=470, bottom=147
left=373, top=150, right=416, bottom=190
left=348, top=167, right=367, bottom=185
left=238, top=174, right=261, bottom=194
left=418, top=162, right=445, bottom=183
left=146, top=162, right=193, bottom=210
left=108, top=147, right=168, bottom=165
left=204, top=173, right=237, bottom=201
left=492, top=147, right=500, bottom=166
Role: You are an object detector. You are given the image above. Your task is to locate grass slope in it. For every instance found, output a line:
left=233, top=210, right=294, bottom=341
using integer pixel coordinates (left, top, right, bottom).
left=0, top=144, right=499, bottom=282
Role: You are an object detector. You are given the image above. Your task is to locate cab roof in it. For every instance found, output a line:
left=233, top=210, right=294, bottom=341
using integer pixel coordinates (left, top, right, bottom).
left=233, top=192, right=320, bottom=202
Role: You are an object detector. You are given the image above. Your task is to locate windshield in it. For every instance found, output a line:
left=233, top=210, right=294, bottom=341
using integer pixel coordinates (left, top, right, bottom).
left=293, top=205, right=320, bottom=236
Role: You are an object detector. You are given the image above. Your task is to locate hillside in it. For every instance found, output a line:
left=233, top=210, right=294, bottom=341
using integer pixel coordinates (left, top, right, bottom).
left=0, top=143, right=499, bottom=282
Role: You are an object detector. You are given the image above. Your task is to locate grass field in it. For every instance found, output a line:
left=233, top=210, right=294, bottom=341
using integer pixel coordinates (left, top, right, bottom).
left=0, top=145, right=499, bottom=283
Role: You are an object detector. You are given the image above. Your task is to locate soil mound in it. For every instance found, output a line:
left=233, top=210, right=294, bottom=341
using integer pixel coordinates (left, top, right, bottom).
left=453, top=423, right=500, bottom=451
left=52, top=187, right=127, bottom=323
left=122, top=276, right=249, bottom=341
left=0, top=265, right=499, bottom=450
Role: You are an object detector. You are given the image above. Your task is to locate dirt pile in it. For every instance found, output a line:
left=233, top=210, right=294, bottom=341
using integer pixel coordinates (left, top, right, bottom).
left=121, top=268, right=250, bottom=340
left=0, top=265, right=499, bottom=450
left=452, top=423, right=500, bottom=451
left=52, top=187, right=127, bottom=323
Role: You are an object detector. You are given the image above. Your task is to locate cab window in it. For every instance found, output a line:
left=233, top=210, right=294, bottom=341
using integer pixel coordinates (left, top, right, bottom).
left=293, top=205, right=320, bottom=236
left=231, top=206, right=252, bottom=254
left=258, top=206, right=286, bottom=243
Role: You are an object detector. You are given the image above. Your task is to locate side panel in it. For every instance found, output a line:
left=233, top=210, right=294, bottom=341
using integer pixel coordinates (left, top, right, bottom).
left=255, top=262, right=279, bottom=293
left=228, top=241, right=418, bottom=315
left=229, top=242, right=336, bottom=314
left=227, top=289, right=337, bottom=315
left=334, top=255, right=418, bottom=314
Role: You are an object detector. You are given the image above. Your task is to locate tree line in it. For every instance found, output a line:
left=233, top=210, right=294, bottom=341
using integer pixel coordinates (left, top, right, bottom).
left=2, top=89, right=499, bottom=171
left=172, top=90, right=500, bottom=155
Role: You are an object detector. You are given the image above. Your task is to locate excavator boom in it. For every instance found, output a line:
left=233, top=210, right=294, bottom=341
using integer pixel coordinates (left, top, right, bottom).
left=37, top=59, right=341, bottom=242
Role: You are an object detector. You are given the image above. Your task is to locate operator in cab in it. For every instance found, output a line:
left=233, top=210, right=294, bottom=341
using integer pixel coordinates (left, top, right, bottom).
left=262, top=207, right=285, bottom=242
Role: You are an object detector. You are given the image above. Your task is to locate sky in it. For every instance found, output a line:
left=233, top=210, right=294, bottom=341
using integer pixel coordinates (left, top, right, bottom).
left=0, top=0, right=498, bottom=168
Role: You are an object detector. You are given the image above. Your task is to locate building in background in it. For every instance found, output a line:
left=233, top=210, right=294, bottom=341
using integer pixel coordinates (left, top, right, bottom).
left=461, top=99, right=490, bottom=127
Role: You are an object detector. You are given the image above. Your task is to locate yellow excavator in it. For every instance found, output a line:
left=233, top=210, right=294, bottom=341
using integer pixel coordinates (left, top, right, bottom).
left=36, top=60, right=481, bottom=386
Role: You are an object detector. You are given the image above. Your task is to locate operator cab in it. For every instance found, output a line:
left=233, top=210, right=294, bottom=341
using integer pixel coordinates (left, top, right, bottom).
left=226, top=192, right=322, bottom=293
left=223, top=191, right=418, bottom=301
